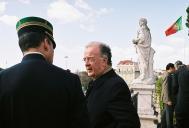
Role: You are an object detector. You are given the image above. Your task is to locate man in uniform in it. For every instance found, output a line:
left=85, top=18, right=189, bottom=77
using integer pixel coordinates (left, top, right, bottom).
left=0, top=16, right=89, bottom=128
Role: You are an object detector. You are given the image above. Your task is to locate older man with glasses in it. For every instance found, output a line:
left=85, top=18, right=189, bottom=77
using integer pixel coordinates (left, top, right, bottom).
left=83, top=41, right=140, bottom=128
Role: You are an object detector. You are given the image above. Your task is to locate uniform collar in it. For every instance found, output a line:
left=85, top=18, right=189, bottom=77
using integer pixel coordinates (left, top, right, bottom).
left=22, top=53, right=46, bottom=62
left=23, top=51, right=45, bottom=57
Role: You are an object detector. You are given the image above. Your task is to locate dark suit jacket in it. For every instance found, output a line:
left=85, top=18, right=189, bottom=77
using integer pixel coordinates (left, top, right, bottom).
left=173, top=65, right=189, bottom=115
left=86, top=69, right=140, bottom=128
left=0, top=54, right=89, bottom=128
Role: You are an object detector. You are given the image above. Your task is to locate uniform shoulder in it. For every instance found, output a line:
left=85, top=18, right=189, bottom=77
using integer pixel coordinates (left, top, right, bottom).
left=52, top=65, right=79, bottom=79
left=0, top=63, right=20, bottom=75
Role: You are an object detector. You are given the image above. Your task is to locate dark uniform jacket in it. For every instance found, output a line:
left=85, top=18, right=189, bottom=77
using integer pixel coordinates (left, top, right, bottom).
left=0, top=54, right=89, bottom=128
left=86, top=69, right=140, bottom=128
left=173, top=65, right=189, bottom=114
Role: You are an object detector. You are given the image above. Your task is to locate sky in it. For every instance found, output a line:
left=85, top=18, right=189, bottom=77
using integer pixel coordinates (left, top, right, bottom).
left=0, top=0, right=189, bottom=72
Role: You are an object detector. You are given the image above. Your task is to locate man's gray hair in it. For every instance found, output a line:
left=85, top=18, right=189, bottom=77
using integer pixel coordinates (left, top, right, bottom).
left=86, top=41, right=112, bottom=66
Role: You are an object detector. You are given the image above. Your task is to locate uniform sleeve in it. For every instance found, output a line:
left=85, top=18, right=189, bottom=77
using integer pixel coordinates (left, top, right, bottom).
left=107, top=82, right=140, bottom=128
left=69, top=75, right=90, bottom=128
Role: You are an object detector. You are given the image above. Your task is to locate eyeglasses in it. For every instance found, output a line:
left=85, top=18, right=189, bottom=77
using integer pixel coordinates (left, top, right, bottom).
left=83, top=56, right=107, bottom=63
left=83, top=57, right=96, bottom=63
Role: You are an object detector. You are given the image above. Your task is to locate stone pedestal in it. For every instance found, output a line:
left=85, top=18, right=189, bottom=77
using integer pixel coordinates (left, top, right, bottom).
left=131, top=84, right=157, bottom=128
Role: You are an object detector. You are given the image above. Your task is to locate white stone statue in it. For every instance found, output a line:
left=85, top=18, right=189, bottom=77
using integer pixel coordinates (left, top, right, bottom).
left=132, top=18, right=155, bottom=84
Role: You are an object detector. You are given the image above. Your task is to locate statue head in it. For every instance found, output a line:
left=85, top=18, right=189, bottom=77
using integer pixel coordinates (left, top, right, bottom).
left=139, top=18, right=147, bottom=27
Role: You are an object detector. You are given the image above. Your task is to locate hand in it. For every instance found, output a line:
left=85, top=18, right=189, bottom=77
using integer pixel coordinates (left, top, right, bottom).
left=167, top=101, right=172, bottom=106
left=132, top=39, right=138, bottom=44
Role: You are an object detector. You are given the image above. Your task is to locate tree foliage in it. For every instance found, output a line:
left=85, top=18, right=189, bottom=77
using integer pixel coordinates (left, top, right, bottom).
left=186, top=6, right=189, bottom=28
left=155, top=77, right=163, bottom=112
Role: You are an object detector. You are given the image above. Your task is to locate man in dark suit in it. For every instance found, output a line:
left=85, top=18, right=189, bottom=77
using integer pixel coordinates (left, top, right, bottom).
left=0, top=16, right=89, bottom=128
left=83, top=41, right=140, bottom=128
left=173, top=61, right=189, bottom=128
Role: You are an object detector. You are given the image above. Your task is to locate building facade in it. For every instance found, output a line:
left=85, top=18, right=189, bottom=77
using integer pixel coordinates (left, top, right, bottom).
left=116, top=59, right=139, bottom=87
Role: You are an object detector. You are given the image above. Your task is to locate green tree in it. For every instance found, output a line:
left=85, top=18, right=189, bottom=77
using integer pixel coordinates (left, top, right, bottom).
left=155, top=77, right=163, bottom=113
left=77, top=71, right=92, bottom=93
left=186, top=6, right=189, bottom=28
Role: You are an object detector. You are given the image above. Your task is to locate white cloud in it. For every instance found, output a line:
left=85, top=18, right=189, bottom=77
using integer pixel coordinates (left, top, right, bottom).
left=155, top=44, right=175, bottom=54
left=47, top=0, right=84, bottom=23
left=75, top=0, right=91, bottom=10
left=53, top=43, right=85, bottom=72
left=166, top=36, right=185, bottom=44
left=97, top=8, right=112, bottom=16
left=17, top=0, right=30, bottom=4
left=152, top=43, right=186, bottom=69
left=0, top=14, right=19, bottom=26
left=79, top=23, right=95, bottom=32
left=47, top=0, right=112, bottom=32
left=111, top=45, right=137, bottom=68
left=75, top=0, right=112, bottom=32
left=0, top=1, right=6, bottom=14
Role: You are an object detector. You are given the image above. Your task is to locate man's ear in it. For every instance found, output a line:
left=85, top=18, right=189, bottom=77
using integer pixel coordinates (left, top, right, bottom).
left=43, top=38, right=50, bottom=51
left=102, top=57, right=108, bottom=65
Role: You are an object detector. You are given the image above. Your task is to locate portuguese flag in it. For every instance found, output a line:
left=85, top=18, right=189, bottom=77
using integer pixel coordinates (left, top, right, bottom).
left=165, top=16, right=182, bottom=36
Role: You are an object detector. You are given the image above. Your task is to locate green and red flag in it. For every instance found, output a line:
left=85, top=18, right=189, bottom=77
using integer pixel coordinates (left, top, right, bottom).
left=165, top=16, right=182, bottom=36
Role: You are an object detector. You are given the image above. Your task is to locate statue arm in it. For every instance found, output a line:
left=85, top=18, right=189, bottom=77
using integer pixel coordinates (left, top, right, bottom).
left=132, top=29, right=145, bottom=45
left=137, top=30, right=145, bottom=44
left=137, top=30, right=152, bottom=48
